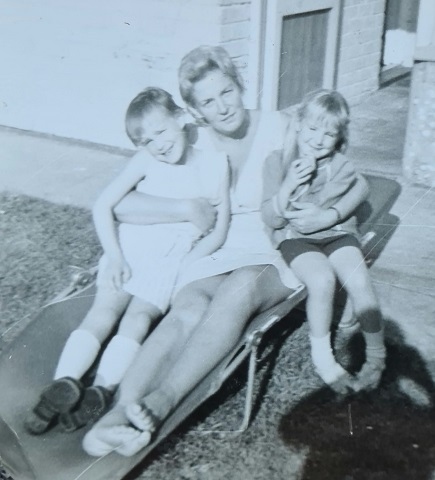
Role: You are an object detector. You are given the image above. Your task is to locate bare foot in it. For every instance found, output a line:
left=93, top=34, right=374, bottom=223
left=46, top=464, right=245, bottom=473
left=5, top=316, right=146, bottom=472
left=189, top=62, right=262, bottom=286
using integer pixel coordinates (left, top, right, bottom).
left=82, top=404, right=151, bottom=457
left=125, top=389, right=174, bottom=432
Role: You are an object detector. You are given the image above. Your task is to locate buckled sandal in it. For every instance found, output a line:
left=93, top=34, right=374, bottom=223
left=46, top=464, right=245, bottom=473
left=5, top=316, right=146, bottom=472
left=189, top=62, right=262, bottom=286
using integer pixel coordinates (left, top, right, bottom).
left=25, top=377, right=83, bottom=434
left=59, top=385, right=113, bottom=432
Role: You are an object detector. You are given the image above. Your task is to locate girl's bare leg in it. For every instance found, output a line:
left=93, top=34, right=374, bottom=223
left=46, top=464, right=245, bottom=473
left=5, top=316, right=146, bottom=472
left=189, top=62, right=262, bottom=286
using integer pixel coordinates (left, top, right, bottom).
left=54, top=286, right=131, bottom=380
left=329, top=246, right=385, bottom=391
left=329, top=247, right=382, bottom=331
left=26, top=287, right=132, bottom=435
left=290, top=253, right=336, bottom=337
left=92, top=297, right=161, bottom=390
left=127, top=265, right=291, bottom=435
left=289, top=253, right=352, bottom=391
left=79, top=287, right=132, bottom=341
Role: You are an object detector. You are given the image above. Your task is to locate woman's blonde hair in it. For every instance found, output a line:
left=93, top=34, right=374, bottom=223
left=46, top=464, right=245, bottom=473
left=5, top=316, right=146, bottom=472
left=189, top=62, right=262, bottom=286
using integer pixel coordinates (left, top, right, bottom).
left=178, top=45, right=244, bottom=107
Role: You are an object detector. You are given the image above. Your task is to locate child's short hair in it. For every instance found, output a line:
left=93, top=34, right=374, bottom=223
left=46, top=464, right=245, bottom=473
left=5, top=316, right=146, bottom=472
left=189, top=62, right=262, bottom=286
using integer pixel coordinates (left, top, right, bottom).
left=299, top=89, right=350, bottom=153
left=178, top=45, right=244, bottom=107
left=125, top=87, right=183, bottom=146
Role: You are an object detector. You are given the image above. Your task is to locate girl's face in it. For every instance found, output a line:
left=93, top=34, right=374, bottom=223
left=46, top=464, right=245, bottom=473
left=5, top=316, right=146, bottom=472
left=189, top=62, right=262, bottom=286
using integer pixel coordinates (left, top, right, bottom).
left=135, top=107, right=187, bottom=164
left=190, top=69, right=246, bottom=136
left=298, top=109, right=341, bottom=160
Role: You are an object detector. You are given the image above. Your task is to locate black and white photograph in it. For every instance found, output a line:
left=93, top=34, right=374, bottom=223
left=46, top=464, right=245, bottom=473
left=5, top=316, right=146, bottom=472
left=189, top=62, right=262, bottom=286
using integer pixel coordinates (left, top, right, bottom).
left=1, top=1, right=435, bottom=479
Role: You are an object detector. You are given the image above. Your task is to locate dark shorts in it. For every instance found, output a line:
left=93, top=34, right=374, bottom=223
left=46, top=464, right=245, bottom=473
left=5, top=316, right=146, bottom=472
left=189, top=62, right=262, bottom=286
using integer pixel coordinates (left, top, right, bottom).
left=279, top=234, right=361, bottom=265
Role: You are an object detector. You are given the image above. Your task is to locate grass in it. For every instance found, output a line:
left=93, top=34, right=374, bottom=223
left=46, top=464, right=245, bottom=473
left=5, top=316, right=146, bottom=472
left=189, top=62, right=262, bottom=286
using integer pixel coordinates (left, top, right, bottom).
left=1, top=192, right=435, bottom=480
left=0, top=193, right=101, bottom=347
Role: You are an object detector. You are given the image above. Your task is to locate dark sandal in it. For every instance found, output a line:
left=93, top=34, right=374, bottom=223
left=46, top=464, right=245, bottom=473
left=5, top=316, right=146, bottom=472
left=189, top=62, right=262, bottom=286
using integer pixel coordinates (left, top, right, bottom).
left=59, top=386, right=113, bottom=432
left=25, top=377, right=83, bottom=435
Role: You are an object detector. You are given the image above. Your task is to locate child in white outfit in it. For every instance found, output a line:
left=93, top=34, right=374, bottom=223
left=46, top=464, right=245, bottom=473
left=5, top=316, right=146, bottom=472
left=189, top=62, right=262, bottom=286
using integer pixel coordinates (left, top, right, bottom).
left=262, top=89, right=385, bottom=393
left=25, top=87, right=230, bottom=434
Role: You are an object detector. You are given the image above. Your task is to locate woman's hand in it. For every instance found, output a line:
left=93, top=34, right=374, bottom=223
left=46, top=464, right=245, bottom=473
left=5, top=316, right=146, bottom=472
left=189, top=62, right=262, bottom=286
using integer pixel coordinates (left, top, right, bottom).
left=284, top=201, right=337, bottom=234
left=186, top=198, right=218, bottom=235
left=107, top=256, right=131, bottom=290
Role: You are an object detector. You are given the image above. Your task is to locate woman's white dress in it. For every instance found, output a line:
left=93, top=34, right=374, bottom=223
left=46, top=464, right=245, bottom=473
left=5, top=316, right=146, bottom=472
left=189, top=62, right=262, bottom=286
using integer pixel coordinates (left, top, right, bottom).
left=177, top=111, right=301, bottom=291
left=97, top=148, right=228, bottom=312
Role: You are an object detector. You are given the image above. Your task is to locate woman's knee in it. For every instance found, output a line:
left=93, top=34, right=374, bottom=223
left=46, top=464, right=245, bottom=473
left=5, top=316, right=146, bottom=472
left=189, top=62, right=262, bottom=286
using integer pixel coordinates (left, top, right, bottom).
left=167, top=291, right=211, bottom=335
left=225, top=266, right=264, bottom=298
left=222, top=265, right=289, bottom=313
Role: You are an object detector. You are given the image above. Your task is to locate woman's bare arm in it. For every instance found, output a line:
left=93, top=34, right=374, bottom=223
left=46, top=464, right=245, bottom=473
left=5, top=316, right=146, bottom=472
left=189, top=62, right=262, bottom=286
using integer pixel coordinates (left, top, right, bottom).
left=330, top=173, right=369, bottom=220
left=114, top=191, right=218, bottom=235
left=284, top=174, right=369, bottom=234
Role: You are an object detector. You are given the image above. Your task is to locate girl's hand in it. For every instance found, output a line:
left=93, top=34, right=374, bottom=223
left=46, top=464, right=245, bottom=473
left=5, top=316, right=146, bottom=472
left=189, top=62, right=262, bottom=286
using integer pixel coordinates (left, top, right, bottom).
left=107, top=256, right=131, bottom=290
left=283, top=156, right=315, bottom=191
left=187, top=198, right=218, bottom=234
left=284, top=201, right=337, bottom=234
left=294, top=156, right=316, bottom=184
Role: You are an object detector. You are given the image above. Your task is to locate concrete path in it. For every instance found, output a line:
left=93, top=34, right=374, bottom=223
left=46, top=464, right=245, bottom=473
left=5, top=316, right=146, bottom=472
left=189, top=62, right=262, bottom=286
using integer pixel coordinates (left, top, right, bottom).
left=1, top=81, right=435, bottom=366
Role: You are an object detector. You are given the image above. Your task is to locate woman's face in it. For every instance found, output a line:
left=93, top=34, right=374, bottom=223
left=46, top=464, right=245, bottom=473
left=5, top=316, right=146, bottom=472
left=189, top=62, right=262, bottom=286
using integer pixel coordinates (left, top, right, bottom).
left=190, top=69, right=246, bottom=136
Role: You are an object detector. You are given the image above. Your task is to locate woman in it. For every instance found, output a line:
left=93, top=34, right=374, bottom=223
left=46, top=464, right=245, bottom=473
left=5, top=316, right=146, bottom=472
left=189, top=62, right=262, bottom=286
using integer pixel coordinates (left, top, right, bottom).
left=83, top=46, right=369, bottom=456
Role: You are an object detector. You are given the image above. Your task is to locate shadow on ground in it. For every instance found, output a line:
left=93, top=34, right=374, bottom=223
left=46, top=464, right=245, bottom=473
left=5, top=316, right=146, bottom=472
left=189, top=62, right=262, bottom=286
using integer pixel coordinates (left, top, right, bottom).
left=279, top=320, right=435, bottom=480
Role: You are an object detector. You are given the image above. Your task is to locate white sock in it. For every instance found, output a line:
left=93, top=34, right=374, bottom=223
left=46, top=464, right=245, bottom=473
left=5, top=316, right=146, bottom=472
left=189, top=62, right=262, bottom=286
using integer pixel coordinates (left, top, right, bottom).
left=310, top=333, right=347, bottom=384
left=94, top=335, right=140, bottom=389
left=54, top=329, right=101, bottom=380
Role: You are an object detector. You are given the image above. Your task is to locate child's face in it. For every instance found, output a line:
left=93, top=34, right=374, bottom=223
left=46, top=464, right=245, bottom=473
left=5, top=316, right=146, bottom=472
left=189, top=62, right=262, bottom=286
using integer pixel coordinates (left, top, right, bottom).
left=298, top=109, right=340, bottom=160
left=135, top=107, right=187, bottom=164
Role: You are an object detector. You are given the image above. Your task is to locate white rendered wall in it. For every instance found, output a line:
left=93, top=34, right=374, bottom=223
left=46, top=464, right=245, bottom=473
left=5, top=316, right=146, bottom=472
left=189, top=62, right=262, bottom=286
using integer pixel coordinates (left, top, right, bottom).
left=383, top=30, right=416, bottom=67
left=0, top=0, right=221, bottom=148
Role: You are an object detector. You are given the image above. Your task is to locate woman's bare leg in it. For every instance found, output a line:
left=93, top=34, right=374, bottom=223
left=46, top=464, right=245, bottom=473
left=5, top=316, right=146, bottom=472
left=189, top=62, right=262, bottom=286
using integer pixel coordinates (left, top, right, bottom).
left=83, top=275, right=225, bottom=456
left=127, top=265, right=291, bottom=434
left=116, top=275, right=225, bottom=405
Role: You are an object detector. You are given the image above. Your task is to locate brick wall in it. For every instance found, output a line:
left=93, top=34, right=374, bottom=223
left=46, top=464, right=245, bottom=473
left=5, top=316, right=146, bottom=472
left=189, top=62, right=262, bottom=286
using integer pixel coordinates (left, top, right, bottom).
left=219, top=1, right=252, bottom=83
left=217, top=0, right=388, bottom=108
left=336, top=0, right=387, bottom=105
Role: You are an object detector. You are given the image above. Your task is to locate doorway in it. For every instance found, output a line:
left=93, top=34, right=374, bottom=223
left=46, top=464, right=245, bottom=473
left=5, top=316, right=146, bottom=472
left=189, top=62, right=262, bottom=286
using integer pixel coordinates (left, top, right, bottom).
left=262, top=0, right=341, bottom=110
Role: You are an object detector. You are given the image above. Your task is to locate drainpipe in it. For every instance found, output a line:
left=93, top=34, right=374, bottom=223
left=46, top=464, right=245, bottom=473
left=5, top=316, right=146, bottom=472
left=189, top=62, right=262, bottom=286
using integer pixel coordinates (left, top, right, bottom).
left=245, top=0, right=265, bottom=109
left=403, top=0, right=435, bottom=186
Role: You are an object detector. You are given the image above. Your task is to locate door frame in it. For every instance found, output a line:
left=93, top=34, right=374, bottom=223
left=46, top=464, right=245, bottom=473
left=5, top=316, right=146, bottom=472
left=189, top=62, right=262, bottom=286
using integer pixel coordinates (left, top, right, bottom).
left=261, top=0, right=341, bottom=110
